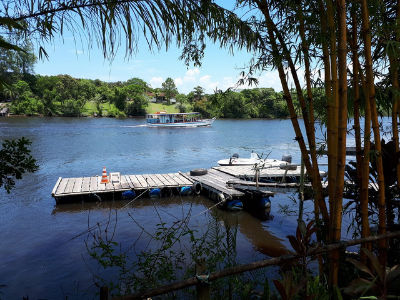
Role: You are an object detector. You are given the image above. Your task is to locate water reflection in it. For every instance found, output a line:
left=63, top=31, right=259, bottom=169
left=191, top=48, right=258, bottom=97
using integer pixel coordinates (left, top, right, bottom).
left=52, top=195, right=289, bottom=259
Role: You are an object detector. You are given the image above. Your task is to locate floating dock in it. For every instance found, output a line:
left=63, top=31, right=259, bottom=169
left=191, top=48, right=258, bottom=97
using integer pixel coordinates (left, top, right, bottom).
left=50, top=167, right=292, bottom=202
left=52, top=172, right=194, bottom=202
left=51, top=165, right=309, bottom=220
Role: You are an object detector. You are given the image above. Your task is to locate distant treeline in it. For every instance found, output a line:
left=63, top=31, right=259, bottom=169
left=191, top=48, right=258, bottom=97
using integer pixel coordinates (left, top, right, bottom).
left=0, top=73, right=308, bottom=118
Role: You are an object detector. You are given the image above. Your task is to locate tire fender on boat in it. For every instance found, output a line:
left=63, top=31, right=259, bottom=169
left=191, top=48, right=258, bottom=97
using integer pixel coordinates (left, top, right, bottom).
left=192, top=181, right=202, bottom=195
left=217, top=193, right=226, bottom=204
left=190, top=168, right=208, bottom=176
left=218, top=193, right=228, bottom=208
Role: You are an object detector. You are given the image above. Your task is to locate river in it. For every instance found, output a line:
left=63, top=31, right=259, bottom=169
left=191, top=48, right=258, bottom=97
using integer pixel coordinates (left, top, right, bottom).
left=0, top=116, right=333, bottom=299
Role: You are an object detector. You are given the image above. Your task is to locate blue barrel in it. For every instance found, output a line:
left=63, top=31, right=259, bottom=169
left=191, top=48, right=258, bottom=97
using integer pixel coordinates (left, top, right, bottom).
left=149, top=188, right=161, bottom=197
left=122, top=190, right=136, bottom=199
left=260, top=197, right=271, bottom=208
left=180, top=186, right=192, bottom=196
left=226, top=199, right=243, bottom=212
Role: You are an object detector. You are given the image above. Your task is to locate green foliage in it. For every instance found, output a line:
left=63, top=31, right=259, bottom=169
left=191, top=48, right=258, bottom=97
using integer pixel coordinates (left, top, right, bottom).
left=192, top=86, right=205, bottom=101
left=161, top=78, right=178, bottom=105
left=112, top=87, right=127, bottom=111
left=193, top=99, right=210, bottom=117
left=286, top=219, right=319, bottom=275
left=273, top=271, right=308, bottom=300
left=344, top=248, right=400, bottom=299
left=0, top=137, right=38, bottom=193
left=124, top=99, right=148, bottom=116
left=175, top=93, right=188, bottom=104
left=61, top=99, right=83, bottom=117
left=5, top=75, right=295, bottom=119
left=103, top=106, right=125, bottom=118
left=175, top=102, right=188, bottom=113
left=9, top=81, right=44, bottom=115
left=87, top=210, right=266, bottom=299
left=10, top=97, right=43, bottom=115
left=147, top=103, right=180, bottom=114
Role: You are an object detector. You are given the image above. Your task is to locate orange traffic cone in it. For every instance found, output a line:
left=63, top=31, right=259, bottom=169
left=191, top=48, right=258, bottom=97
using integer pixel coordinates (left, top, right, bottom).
left=100, top=166, right=109, bottom=184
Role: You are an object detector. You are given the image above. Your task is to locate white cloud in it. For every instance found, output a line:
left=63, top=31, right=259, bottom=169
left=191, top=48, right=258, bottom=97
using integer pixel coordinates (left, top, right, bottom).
left=150, top=77, right=163, bottom=88
left=183, top=76, right=197, bottom=84
left=174, top=78, right=183, bottom=87
left=199, top=75, right=211, bottom=84
left=199, top=75, right=220, bottom=94
left=186, top=68, right=200, bottom=76
left=221, top=77, right=236, bottom=90
left=257, top=70, right=285, bottom=92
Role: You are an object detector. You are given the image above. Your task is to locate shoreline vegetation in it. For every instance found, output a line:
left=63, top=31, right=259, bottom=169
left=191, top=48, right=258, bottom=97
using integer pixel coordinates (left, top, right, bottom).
left=0, top=75, right=304, bottom=119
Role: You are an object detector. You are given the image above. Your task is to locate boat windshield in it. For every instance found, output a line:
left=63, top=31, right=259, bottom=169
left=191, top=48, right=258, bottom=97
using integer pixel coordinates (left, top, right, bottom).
left=146, top=112, right=200, bottom=124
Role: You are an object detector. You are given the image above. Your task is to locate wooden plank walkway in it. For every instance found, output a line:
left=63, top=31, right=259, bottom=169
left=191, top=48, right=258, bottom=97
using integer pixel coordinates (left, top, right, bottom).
left=185, top=168, right=245, bottom=197
left=226, top=179, right=308, bottom=193
left=52, top=167, right=294, bottom=201
left=52, top=173, right=194, bottom=198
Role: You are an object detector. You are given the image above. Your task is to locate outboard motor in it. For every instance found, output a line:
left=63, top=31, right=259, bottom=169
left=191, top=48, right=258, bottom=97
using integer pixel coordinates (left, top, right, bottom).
left=229, top=153, right=239, bottom=165
left=281, top=155, right=292, bottom=164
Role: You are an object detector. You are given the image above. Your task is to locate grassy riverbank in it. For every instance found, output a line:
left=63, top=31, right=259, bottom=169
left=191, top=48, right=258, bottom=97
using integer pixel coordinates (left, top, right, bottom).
left=0, top=101, right=190, bottom=117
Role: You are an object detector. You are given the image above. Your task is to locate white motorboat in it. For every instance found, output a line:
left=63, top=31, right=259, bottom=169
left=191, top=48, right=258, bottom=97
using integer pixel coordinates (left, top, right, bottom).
left=218, top=152, right=294, bottom=169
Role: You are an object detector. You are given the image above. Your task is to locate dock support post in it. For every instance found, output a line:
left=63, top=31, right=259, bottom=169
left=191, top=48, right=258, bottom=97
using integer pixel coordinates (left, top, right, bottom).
left=100, top=286, right=109, bottom=300
left=196, top=258, right=210, bottom=300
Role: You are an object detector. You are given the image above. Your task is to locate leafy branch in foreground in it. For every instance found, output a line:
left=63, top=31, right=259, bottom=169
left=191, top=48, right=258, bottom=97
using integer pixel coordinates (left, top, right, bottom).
left=86, top=208, right=266, bottom=299
left=0, top=137, right=39, bottom=193
left=345, top=248, right=400, bottom=299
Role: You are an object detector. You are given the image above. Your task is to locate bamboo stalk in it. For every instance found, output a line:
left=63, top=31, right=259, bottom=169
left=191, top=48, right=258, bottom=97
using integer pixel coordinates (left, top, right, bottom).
left=349, top=6, right=371, bottom=264
left=318, top=0, right=335, bottom=251
left=298, top=0, right=324, bottom=275
left=360, top=0, right=387, bottom=268
left=391, top=0, right=400, bottom=190
left=297, top=0, right=324, bottom=218
left=330, top=0, right=348, bottom=286
left=270, top=4, right=329, bottom=223
left=326, top=0, right=339, bottom=217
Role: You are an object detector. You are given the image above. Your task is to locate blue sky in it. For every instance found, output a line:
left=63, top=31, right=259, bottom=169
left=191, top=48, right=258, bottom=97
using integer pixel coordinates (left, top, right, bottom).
left=34, top=4, right=291, bottom=95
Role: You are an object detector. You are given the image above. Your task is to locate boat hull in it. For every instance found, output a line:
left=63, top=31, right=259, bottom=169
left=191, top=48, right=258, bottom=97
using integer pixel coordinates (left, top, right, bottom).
left=217, top=158, right=286, bottom=167
left=147, top=118, right=215, bottom=127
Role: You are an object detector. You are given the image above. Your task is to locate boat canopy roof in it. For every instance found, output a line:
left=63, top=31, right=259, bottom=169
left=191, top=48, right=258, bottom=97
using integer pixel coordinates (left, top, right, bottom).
left=146, top=112, right=200, bottom=117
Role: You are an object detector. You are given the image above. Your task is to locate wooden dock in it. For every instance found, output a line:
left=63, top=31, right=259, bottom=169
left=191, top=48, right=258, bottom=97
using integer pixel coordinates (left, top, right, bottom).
left=52, top=173, right=194, bottom=202
left=51, top=166, right=304, bottom=205
left=51, top=167, right=310, bottom=220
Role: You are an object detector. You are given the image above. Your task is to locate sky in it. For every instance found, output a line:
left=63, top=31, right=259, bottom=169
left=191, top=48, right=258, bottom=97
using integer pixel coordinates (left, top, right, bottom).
left=33, top=4, right=295, bottom=95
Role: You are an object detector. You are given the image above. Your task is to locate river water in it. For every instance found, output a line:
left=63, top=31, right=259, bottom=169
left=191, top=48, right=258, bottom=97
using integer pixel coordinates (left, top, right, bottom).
left=0, top=116, right=331, bottom=299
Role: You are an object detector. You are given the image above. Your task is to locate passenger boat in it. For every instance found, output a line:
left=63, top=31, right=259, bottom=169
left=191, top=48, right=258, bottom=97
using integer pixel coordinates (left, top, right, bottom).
left=146, top=111, right=215, bottom=127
